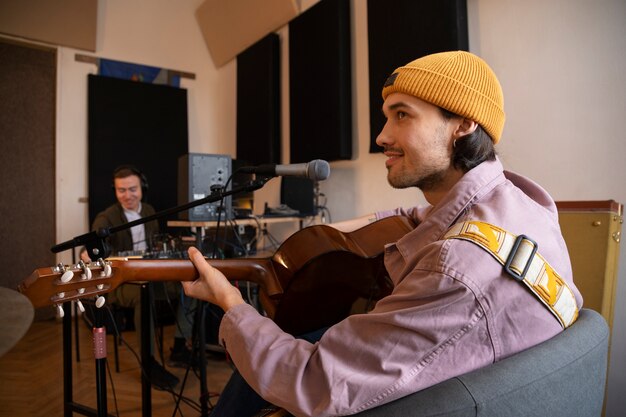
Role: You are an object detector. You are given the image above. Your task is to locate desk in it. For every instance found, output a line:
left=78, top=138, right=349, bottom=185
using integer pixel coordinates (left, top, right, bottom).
left=168, top=215, right=310, bottom=229
left=168, top=216, right=315, bottom=249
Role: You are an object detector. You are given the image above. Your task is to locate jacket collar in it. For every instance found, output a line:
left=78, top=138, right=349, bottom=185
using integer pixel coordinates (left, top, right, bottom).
left=395, top=158, right=506, bottom=255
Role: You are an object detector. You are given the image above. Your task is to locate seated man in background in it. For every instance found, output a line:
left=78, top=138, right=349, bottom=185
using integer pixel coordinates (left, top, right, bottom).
left=82, top=165, right=196, bottom=390
left=181, top=51, right=583, bottom=416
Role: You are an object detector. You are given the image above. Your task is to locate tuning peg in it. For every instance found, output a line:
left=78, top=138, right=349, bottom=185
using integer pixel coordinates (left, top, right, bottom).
left=78, top=260, right=92, bottom=280
left=56, top=304, right=65, bottom=318
left=95, top=259, right=112, bottom=277
left=76, top=300, right=85, bottom=313
left=60, top=270, right=73, bottom=283
left=95, top=296, right=106, bottom=308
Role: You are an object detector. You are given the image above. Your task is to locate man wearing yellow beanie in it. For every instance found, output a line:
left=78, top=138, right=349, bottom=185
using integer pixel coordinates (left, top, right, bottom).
left=181, top=51, right=582, bottom=417
left=382, top=50, right=505, bottom=143
left=375, top=50, right=505, bottom=203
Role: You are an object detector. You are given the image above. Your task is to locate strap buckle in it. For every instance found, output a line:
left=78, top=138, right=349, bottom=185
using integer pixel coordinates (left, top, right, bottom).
left=504, top=235, right=538, bottom=281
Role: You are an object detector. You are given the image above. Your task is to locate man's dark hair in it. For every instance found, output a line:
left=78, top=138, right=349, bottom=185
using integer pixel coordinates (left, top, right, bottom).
left=440, top=108, right=496, bottom=172
left=113, top=165, right=142, bottom=180
left=111, top=165, right=149, bottom=195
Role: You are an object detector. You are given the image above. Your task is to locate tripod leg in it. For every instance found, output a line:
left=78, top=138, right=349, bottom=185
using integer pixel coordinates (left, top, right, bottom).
left=193, top=301, right=210, bottom=416
left=140, top=283, right=152, bottom=417
left=63, top=302, right=73, bottom=417
left=93, top=303, right=108, bottom=417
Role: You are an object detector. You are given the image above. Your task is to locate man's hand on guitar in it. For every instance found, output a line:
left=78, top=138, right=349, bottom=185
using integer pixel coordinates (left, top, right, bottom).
left=183, top=246, right=246, bottom=312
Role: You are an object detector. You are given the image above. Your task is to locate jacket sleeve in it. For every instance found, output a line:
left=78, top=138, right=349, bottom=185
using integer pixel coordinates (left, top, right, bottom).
left=91, top=211, right=113, bottom=232
left=218, top=266, right=489, bottom=417
left=90, top=205, right=131, bottom=254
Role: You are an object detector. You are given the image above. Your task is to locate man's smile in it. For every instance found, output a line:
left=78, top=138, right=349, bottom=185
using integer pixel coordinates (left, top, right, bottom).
left=383, top=150, right=404, bottom=168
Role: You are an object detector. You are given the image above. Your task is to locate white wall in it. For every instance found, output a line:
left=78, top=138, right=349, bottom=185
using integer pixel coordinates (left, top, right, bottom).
left=53, top=0, right=626, bottom=414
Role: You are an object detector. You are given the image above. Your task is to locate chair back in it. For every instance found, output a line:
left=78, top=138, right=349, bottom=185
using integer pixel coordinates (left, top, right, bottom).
left=354, top=308, right=609, bottom=417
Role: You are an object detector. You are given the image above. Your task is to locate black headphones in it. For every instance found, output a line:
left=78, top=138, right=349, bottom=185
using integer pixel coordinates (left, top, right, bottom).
left=112, top=164, right=149, bottom=197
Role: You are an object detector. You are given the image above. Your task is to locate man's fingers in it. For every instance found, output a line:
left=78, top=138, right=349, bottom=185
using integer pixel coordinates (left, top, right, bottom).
left=188, top=246, right=212, bottom=275
left=184, top=247, right=244, bottom=310
left=181, top=280, right=193, bottom=294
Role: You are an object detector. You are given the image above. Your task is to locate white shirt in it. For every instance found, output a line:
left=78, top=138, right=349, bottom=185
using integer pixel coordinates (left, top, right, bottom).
left=123, top=203, right=147, bottom=252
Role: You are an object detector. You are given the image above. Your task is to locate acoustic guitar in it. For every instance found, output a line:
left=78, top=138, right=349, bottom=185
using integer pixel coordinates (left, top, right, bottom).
left=19, top=216, right=414, bottom=335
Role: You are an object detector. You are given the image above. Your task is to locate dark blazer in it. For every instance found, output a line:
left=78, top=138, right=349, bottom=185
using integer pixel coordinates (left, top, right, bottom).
left=91, top=202, right=159, bottom=255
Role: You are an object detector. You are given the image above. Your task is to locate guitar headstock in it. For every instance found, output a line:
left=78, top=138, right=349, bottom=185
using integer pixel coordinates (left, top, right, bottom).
left=18, top=259, right=121, bottom=312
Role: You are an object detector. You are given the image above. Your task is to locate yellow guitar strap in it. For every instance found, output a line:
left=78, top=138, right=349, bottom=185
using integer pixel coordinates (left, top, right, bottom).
left=444, top=221, right=579, bottom=328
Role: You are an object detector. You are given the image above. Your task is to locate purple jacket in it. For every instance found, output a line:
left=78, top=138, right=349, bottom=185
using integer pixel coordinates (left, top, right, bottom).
left=218, top=158, right=583, bottom=416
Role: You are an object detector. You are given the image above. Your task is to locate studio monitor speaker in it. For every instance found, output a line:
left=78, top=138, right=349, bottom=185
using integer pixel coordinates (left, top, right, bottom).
left=178, top=153, right=232, bottom=221
left=281, top=177, right=316, bottom=216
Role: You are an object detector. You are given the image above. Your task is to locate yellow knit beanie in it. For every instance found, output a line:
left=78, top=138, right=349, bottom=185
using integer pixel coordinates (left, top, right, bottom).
left=382, top=51, right=505, bottom=144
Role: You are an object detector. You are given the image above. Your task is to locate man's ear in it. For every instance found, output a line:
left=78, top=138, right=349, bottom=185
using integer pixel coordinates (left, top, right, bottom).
left=454, top=119, right=479, bottom=139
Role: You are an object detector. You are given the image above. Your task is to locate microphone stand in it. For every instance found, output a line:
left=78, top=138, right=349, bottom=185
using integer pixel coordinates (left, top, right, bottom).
left=52, top=177, right=272, bottom=417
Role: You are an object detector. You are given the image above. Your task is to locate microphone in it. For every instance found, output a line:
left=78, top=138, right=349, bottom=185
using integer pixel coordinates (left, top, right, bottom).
left=240, top=159, right=330, bottom=181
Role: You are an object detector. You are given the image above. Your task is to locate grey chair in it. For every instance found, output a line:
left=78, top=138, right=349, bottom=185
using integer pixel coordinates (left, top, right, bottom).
left=354, top=308, right=609, bottom=417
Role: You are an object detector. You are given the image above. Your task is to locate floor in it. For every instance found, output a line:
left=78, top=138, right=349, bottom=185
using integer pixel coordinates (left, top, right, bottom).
left=0, top=309, right=235, bottom=417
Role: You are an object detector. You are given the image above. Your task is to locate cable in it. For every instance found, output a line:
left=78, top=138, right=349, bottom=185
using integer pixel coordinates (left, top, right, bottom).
left=102, top=305, right=121, bottom=417
left=100, top=295, right=203, bottom=414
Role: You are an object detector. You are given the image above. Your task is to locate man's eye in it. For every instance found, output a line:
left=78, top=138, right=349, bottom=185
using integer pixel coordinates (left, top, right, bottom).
left=397, top=111, right=406, bottom=119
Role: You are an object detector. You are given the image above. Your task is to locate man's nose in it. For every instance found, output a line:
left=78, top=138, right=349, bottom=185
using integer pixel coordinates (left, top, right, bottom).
left=375, top=123, right=391, bottom=147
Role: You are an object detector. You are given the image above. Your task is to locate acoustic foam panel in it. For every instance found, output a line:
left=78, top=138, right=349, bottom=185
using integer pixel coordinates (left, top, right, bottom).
left=289, top=0, right=352, bottom=163
left=237, top=33, right=281, bottom=166
left=88, top=75, right=188, bottom=227
left=195, top=0, right=299, bottom=67
left=367, top=0, right=468, bottom=152
left=0, top=0, right=97, bottom=51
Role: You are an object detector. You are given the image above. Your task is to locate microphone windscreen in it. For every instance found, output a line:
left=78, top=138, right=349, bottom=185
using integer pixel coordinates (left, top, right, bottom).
left=310, top=160, right=330, bottom=181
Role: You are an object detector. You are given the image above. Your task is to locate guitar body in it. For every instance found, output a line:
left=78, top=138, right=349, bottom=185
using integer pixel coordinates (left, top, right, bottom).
left=269, top=216, right=414, bottom=334
left=273, top=250, right=387, bottom=334
left=19, top=216, right=415, bottom=336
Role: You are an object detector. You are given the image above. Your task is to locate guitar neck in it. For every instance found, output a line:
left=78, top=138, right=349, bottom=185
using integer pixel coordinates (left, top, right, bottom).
left=18, top=257, right=281, bottom=309
left=114, top=257, right=282, bottom=296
